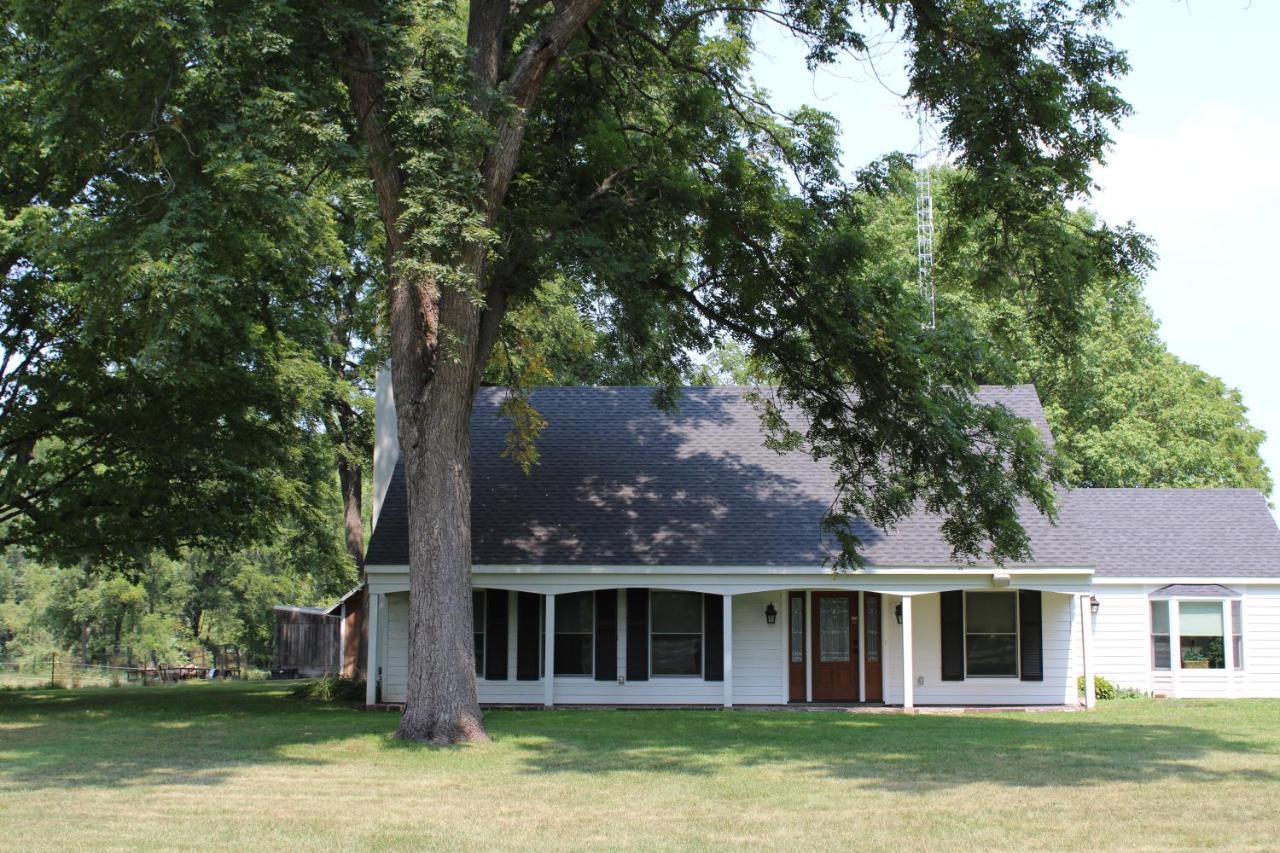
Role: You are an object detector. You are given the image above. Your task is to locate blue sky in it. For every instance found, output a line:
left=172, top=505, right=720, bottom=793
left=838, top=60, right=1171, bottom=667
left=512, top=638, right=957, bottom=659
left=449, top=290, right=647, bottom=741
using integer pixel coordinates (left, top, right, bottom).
left=752, top=1, right=1280, bottom=512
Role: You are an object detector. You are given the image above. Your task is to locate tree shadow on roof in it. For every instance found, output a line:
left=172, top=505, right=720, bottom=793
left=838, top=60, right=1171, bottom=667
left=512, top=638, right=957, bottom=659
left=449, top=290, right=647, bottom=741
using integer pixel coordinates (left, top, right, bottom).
left=470, top=387, right=881, bottom=566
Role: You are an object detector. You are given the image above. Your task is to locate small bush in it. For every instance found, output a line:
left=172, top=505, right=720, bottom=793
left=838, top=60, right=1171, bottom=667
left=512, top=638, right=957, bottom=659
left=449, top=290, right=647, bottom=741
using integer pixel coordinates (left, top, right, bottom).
left=292, top=675, right=366, bottom=703
left=1077, top=674, right=1118, bottom=700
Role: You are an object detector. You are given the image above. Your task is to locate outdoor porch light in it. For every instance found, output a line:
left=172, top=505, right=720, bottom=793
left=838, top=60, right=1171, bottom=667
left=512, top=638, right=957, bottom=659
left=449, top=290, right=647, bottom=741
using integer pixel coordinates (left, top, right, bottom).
left=895, top=603, right=903, bottom=625
left=1090, top=595, right=1100, bottom=616
left=764, top=602, right=778, bottom=625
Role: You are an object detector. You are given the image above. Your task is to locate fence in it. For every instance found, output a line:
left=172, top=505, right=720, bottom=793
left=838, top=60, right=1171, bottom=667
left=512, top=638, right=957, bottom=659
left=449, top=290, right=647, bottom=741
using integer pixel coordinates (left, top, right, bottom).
left=0, top=653, right=250, bottom=689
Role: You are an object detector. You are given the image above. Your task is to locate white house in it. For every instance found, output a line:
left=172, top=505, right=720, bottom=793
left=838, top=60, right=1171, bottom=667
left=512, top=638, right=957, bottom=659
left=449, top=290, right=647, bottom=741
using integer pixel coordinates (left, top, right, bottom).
left=353, top=382, right=1280, bottom=709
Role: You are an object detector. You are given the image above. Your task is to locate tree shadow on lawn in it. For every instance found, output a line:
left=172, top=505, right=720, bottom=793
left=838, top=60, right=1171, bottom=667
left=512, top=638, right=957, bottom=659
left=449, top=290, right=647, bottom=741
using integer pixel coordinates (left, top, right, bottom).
left=1, top=685, right=1276, bottom=795
left=496, top=708, right=1280, bottom=792
left=0, top=682, right=390, bottom=791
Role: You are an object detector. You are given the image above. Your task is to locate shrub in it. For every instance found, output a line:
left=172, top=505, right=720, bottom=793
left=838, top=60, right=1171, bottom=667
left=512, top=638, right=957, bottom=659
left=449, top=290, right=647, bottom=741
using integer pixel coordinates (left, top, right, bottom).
left=292, top=675, right=366, bottom=703
left=1077, top=674, right=1118, bottom=700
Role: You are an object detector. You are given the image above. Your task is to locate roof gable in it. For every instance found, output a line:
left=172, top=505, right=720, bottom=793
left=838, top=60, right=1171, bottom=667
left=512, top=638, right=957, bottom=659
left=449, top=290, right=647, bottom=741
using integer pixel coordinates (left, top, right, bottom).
left=1061, top=488, right=1280, bottom=578
left=366, top=385, right=1082, bottom=568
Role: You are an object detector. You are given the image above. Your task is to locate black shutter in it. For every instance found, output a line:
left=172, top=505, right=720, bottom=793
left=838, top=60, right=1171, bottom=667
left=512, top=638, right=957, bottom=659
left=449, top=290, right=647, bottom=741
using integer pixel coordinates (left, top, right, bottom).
left=703, top=594, right=724, bottom=681
left=940, top=590, right=965, bottom=681
left=1019, top=590, right=1043, bottom=682
left=516, top=592, right=541, bottom=681
left=626, top=588, right=649, bottom=681
left=594, top=590, right=618, bottom=681
left=484, top=590, right=509, bottom=681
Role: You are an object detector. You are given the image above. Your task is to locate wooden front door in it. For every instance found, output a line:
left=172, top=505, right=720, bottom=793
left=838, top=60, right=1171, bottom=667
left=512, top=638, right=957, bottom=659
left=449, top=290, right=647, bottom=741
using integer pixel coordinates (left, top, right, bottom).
left=811, top=592, right=858, bottom=701
left=863, top=592, right=883, bottom=702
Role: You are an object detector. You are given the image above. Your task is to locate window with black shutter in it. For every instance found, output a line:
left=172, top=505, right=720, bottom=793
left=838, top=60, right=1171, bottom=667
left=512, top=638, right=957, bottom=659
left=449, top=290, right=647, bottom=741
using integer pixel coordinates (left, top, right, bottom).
left=1018, top=590, right=1042, bottom=682
left=940, top=591, right=964, bottom=681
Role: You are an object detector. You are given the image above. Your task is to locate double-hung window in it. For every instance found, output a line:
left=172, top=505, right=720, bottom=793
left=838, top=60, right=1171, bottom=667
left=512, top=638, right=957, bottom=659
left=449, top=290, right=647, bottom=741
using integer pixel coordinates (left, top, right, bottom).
left=1150, top=600, right=1171, bottom=670
left=650, top=591, right=703, bottom=676
left=554, top=591, right=594, bottom=676
left=473, top=590, right=486, bottom=676
left=1232, top=601, right=1244, bottom=670
left=964, top=592, right=1018, bottom=677
left=1179, top=601, right=1225, bottom=669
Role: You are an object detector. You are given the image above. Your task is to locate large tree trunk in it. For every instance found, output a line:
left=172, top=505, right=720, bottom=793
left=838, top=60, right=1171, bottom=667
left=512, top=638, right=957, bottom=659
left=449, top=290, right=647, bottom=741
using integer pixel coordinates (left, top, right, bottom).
left=337, top=457, right=365, bottom=571
left=342, top=0, right=601, bottom=743
left=393, top=342, right=487, bottom=743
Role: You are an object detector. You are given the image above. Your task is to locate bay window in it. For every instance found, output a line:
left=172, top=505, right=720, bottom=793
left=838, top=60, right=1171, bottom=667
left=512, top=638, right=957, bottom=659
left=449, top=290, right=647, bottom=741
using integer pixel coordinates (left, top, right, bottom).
left=1179, top=601, right=1225, bottom=669
left=1232, top=600, right=1244, bottom=670
left=1150, top=600, right=1171, bottom=670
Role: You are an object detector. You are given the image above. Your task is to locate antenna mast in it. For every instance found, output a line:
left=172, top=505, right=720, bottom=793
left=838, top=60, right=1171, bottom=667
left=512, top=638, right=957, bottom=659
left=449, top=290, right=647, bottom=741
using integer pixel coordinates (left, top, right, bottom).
left=915, top=114, right=936, bottom=330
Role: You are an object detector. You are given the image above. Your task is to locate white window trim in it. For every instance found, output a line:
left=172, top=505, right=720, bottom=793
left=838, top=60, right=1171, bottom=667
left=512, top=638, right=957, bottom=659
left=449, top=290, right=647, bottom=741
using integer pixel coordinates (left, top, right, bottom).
left=1149, top=599, right=1172, bottom=672
left=554, top=590, right=595, bottom=678
left=963, top=590, right=1020, bottom=679
left=1231, top=599, right=1246, bottom=672
left=649, top=590, right=705, bottom=679
left=1167, top=597, right=1234, bottom=673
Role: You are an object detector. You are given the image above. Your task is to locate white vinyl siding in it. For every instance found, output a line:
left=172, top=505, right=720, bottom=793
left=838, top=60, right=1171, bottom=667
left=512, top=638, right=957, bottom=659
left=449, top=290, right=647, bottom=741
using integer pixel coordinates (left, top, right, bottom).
left=1082, top=585, right=1280, bottom=698
left=883, top=591, right=1077, bottom=705
left=379, top=590, right=788, bottom=705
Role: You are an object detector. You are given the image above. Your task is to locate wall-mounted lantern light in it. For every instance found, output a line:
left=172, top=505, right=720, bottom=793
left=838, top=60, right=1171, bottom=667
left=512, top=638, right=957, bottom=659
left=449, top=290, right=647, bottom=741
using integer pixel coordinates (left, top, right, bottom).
left=1090, top=595, right=1100, bottom=616
left=764, top=602, right=778, bottom=625
left=895, top=603, right=904, bottom=625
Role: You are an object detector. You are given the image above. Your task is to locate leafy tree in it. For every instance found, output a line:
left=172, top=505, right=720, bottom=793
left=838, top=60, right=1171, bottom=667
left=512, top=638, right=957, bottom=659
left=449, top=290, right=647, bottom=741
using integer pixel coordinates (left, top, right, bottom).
left=853, top=163, right=1271, bottom=492
left=0, top=0, right=363, bottom=568
left=321, top=0, right=1139, bottom=742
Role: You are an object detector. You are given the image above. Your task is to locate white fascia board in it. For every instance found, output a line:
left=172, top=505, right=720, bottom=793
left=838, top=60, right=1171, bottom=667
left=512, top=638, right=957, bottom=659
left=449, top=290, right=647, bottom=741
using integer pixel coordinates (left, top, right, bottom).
left=364, top=563, right=1093, bottom=596
left=1092, top=576, right=1280, bottom=586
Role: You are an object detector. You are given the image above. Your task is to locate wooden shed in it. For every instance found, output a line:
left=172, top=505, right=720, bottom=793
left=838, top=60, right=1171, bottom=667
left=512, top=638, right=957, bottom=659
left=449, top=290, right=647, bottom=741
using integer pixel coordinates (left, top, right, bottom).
left=272, top=605, right=340, bottom=677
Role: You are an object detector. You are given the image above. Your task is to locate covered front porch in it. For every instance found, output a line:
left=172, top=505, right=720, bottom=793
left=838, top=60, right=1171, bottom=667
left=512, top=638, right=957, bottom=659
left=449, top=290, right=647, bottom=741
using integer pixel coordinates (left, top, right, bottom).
left=363, top=566, right=1098, bottom=709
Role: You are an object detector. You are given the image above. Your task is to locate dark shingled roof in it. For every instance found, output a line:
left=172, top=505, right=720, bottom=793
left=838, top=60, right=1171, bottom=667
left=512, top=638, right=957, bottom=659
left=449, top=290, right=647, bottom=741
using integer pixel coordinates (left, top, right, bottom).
left=1061, top=488, right=1280, bottom=578
left=366, top=385, right=1085, bottom=568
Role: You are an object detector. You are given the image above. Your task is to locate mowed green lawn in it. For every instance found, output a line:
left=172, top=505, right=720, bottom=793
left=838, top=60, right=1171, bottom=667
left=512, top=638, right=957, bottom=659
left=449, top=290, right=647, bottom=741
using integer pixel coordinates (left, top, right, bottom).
left=1, top=683, right=1278, bottom=851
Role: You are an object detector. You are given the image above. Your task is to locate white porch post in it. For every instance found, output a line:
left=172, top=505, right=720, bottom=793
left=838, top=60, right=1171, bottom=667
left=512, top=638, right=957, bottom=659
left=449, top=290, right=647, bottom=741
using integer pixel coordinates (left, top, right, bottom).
left=1169, top=598, right=1181, bottom=699
left=1222, top=599, right=1235, bottom=695
left=543, top=593, right=556, bottom=708
left=364, top=591, right=380, bottom=706
left=1079, top=594, right=1096, bottom=709
left=901, top=596, right=914, bottom=711
left=857, top=591, right=866, bottom=703
left=722, top=595, right=734, bottom=708
left=804, top=591, right=813, bottom=702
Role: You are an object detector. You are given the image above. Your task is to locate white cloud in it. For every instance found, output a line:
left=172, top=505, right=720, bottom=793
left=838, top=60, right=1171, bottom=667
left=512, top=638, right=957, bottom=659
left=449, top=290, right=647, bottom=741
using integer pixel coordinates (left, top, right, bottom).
left=1094, top=105, right=1280, bottom=235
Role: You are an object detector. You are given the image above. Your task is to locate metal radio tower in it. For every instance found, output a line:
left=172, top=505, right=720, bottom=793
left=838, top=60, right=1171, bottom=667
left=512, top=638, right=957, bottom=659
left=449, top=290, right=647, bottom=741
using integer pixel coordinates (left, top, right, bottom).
left=915, top=116, right=936, bottom=330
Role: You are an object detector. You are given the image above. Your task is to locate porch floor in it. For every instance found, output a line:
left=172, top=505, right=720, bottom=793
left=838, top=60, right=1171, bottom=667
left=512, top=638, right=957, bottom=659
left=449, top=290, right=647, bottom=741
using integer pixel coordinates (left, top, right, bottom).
left=368, top=702, right=1083, bottom=714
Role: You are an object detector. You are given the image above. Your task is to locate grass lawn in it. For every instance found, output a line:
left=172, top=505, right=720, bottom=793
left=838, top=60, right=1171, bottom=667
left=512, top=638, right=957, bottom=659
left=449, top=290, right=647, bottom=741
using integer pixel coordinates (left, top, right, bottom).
left=1, top=683, right=1278, bottom=851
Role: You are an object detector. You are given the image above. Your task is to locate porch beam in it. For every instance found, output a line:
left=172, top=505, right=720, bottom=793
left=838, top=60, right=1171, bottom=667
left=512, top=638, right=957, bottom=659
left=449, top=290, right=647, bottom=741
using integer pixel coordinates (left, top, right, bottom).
left=364, top=592, right=380, bottom=706
left=1079, top=594, right=1096, bottom=709
left=901, top=595, right=914, bottom=710
left=722, top=594, right=734, bottom=708
left=543, top=593, right=556, bottom=708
